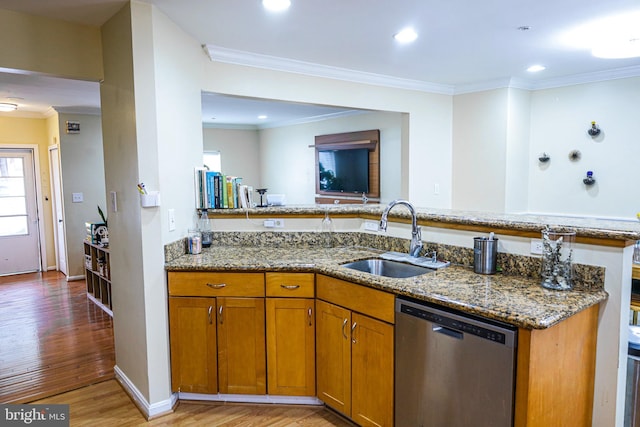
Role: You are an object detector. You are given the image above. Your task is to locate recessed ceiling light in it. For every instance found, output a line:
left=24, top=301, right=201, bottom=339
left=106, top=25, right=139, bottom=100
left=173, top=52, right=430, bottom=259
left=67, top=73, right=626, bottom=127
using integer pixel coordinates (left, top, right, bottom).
left=394, top=28, right=418, bottom=43
left=258, top=115, right=268, bottom=119
left=262, top=0, right=291, bottom=12
left=527, top=65, right=546, bottom=72
left=592, top=37, right=640, bottom=59
left=0, top=103, right=18, bottom=112
left=560, top=11, right=640, bottom=59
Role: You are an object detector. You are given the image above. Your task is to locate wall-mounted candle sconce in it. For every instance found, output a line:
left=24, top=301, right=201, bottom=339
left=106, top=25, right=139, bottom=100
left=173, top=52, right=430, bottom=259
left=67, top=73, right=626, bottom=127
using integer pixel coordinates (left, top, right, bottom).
left=583, top=171, right=596, bottom=186
left=587, top=121, right=601, bottom=137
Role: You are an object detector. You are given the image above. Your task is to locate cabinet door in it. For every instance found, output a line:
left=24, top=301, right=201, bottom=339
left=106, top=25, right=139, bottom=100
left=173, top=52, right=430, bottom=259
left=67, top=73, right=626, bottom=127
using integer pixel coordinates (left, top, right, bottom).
left=351, top=313, right=394, bottom=427
left=316, top=300, right=351, bottom=415
left=217, top=297, right=266, bottom=394
left=266, top=298, right=315, bottom=396
left=168, top=297, right=217, bottom=393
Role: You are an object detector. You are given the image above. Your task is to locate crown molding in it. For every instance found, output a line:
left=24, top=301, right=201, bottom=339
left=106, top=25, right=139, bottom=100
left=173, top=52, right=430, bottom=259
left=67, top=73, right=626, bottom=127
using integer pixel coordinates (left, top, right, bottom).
left=203, top=110, right=369, bottom=130
left=204, top=45, right=455, bottom=95
left=204, top=45, right=640, bottom=96
left=53, top=106, right=101, bottom=116
left=529, top=65, right=640, bottom=90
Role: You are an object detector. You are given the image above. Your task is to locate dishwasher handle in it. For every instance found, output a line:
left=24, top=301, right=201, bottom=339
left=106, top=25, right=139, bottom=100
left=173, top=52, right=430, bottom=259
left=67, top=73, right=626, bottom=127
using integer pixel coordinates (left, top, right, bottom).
left=433, top=325, right=463, bottom=340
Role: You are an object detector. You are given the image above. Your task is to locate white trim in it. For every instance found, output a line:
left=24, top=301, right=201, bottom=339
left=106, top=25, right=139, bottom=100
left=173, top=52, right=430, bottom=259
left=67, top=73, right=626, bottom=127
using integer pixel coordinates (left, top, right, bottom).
left=204, top=45, right=455, bottom=95
left=114, top=365, right=178, bottom=419
left=66, top=274, right=85, bottom=281
left=0, top=144, right=47, bottom=272
left=204, top=45, right=640, bottom=95
left=178, top=391, right=323, bottom=405
left=86, top=293, right=113, bottom=317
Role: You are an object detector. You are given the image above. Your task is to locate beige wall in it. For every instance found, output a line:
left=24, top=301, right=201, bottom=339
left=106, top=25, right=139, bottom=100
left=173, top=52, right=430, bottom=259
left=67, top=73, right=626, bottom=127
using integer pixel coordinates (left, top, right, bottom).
left=58, top=112, right=106, bottom=278
left=202, top=127, right=261, bottom=189
left=0, top=115, right=56, bottom=269
left=258, top=111, right=404, bottom=204
left=0, top=9, right=102, bottom=81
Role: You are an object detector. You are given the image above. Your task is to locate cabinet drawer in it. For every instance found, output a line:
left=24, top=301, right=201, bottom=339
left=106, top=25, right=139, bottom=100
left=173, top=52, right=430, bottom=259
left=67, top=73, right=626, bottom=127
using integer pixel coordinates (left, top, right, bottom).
left=168, top=272, right=265, bottom=297
left=316, top=274, right=395, bottom=324
left=266, top=272, right=315, bottom=298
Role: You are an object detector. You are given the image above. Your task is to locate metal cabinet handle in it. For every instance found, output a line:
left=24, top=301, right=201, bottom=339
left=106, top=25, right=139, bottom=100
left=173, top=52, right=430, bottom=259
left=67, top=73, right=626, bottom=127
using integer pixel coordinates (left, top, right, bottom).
left=208, top=306, right=213, bottom=324
left=307, top=307, right=313, bottom=326
left=280, top=284, right=300, bottom=290
left=351, top=322, right=358, bottom=344
left=218, top=305, right=223, bottom=324
left=206, top=283, right=226, bottom=289
left=342, top=318, right=348, bottom=339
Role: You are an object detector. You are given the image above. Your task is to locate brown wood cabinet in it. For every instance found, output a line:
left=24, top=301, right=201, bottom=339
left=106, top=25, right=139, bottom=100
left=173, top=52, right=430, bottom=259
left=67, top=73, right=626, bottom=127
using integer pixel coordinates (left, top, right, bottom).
left=266, top=272, right=316, bottom=396
left=168, top=297, right=217, bottom=393
left=168, top=272, right=266, bottom=395
left=316, top=275, right=395, bottom=427
left=217, top=297, right=266, bottom=394
left=514, top=304, right=599, bottom=427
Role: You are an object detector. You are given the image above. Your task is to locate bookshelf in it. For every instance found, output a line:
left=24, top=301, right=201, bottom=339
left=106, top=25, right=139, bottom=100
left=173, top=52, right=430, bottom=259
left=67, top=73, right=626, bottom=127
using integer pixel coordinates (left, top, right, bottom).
left=83, top=241, right=112, bottom=316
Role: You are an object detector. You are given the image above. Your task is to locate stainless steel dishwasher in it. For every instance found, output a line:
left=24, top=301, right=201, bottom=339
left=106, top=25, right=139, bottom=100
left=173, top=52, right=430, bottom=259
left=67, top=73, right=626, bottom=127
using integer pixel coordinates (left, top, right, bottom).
left=395, top=296, right=517, bottom=427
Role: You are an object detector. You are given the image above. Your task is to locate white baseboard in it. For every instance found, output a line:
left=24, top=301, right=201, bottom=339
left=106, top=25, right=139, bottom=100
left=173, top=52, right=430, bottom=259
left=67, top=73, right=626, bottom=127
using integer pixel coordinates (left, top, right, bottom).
left=66, top=274, right=85, bottom=281
left=177, top=392, right=322, bottom=405
left=47, top=265, right=57, bottom=271
left=114, top=365, right=178, bottom=419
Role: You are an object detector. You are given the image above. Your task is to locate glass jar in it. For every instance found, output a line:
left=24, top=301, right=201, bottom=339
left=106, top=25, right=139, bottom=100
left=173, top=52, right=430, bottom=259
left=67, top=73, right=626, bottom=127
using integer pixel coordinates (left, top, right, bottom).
left=540, top=228, right=576, bottom=290
left=187, top=229, right=202, bottom=255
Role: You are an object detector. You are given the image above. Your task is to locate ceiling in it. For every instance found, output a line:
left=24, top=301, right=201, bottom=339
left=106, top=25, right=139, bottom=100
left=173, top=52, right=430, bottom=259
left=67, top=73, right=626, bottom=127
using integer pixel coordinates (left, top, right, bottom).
left=0, top=0, right=639, bottom=126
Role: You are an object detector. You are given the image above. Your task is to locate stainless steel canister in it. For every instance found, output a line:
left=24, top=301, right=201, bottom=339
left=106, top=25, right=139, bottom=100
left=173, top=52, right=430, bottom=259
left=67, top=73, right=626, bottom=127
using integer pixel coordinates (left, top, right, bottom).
left=474, top=237, right=498, bottom=274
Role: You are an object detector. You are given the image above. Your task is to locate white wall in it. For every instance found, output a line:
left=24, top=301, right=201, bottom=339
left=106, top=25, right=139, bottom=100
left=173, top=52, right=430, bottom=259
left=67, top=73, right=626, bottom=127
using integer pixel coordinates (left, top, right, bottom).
left=258, top=111, right=403, bottom=204
left=452, top=89, right=509, bottom=211
left=199, top=63, right=454, bottom=209
left=58, top=112, right=106, bottom=278
left=202, top=127, right=261, bottom=188
left=527, top=77, right=640, bottom=219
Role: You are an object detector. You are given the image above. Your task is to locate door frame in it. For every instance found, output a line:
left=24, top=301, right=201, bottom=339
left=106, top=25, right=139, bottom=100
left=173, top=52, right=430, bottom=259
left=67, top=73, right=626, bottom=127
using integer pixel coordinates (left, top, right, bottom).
left=48, top=144, right=67, bottom=275
left=0, top=144, right=47, bottom=272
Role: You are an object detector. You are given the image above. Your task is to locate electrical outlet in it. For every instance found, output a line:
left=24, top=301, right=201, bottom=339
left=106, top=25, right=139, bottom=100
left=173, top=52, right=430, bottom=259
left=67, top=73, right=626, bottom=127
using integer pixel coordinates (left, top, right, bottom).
left=364, top=220, right=379, bottom=232
left=263, top=219, right=275, bottom=228
left=72, top=192, right=83, bottom=203
left=168, top=209, right=176, bottom=231
left=530, top=239, right=544, bottom=255
left=273, top=219, right=284, bottom=228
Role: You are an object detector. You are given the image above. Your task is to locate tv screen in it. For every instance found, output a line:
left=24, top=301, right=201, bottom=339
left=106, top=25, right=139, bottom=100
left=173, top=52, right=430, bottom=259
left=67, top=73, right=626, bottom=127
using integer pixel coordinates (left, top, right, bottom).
left=318, top=148, right=369, bottom=193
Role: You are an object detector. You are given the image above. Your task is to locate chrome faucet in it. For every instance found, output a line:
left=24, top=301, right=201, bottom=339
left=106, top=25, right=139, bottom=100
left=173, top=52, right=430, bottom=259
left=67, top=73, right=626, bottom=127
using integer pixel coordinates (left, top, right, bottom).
left=379, top=199, right=423, bottom=257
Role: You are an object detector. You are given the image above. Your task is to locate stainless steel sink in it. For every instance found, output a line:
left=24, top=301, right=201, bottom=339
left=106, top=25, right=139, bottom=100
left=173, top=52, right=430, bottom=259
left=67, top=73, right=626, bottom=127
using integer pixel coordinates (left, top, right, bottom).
left=341, top=258, right=435, bottom=278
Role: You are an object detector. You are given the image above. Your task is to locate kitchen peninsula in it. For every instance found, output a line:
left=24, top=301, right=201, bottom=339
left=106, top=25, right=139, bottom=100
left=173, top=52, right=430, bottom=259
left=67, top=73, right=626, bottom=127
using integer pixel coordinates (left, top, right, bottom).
left=165, top=205, right=637, bottom=426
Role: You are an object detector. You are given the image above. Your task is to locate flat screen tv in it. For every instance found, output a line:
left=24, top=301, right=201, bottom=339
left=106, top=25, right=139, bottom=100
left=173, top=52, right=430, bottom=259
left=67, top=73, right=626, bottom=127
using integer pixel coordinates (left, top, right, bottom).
left=318, top=148, right=369, bottom=194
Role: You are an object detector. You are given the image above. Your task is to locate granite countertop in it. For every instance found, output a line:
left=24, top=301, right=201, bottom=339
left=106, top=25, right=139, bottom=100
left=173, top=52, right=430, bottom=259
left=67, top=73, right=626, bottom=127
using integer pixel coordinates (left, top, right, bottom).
left=208, top=204, right=640, bottom=242
left=165, top=245, right=608, bottom=330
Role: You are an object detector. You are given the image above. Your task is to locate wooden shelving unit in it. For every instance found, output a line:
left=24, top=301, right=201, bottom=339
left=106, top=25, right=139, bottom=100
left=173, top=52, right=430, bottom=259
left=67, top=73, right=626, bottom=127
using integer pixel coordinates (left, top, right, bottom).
left=83, top=241, right=112, bottom=316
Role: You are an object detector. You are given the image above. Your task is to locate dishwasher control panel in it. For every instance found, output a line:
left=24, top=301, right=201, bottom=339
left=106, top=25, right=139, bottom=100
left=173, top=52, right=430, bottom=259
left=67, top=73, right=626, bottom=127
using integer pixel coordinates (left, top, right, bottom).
left=397, top=298, right=516, bottom=348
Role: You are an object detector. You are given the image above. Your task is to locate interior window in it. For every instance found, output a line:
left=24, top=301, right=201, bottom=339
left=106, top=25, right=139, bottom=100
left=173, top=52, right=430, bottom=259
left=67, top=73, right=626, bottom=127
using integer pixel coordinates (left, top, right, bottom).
left=203, top=151, right=221, bottom=172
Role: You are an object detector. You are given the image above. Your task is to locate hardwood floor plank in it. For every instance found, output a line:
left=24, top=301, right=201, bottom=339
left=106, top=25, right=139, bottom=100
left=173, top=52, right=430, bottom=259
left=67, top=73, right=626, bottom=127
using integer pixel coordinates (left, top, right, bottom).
left=34, top=380, right=355, bottom=426
left=0, top=271, right=115, bottom=403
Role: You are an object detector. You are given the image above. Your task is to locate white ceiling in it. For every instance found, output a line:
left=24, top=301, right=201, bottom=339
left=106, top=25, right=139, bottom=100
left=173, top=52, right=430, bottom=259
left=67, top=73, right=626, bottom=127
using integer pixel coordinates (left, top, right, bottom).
left=0, top=0, right=639, bottom=126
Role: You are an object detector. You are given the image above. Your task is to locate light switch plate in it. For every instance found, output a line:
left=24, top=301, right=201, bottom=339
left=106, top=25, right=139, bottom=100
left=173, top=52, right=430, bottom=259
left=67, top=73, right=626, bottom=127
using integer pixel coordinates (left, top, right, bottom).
left=168, top=209, right=176, bottom=231
left=72, top=192, right=83, bottom=203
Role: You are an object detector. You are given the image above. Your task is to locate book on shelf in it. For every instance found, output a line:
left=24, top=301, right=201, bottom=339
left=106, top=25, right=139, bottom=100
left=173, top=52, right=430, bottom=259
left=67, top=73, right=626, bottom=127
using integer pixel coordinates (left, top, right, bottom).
left=194, top=168, right=245, bottom=209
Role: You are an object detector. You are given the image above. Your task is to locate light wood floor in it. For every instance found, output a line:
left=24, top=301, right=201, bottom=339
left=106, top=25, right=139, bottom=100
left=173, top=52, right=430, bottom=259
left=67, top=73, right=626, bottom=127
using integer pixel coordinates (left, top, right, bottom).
left=0, top=271, right=115, bottom=403
left=2, top=272, right=353, bottom=426
left=34, top=379, right=355, bottom=426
